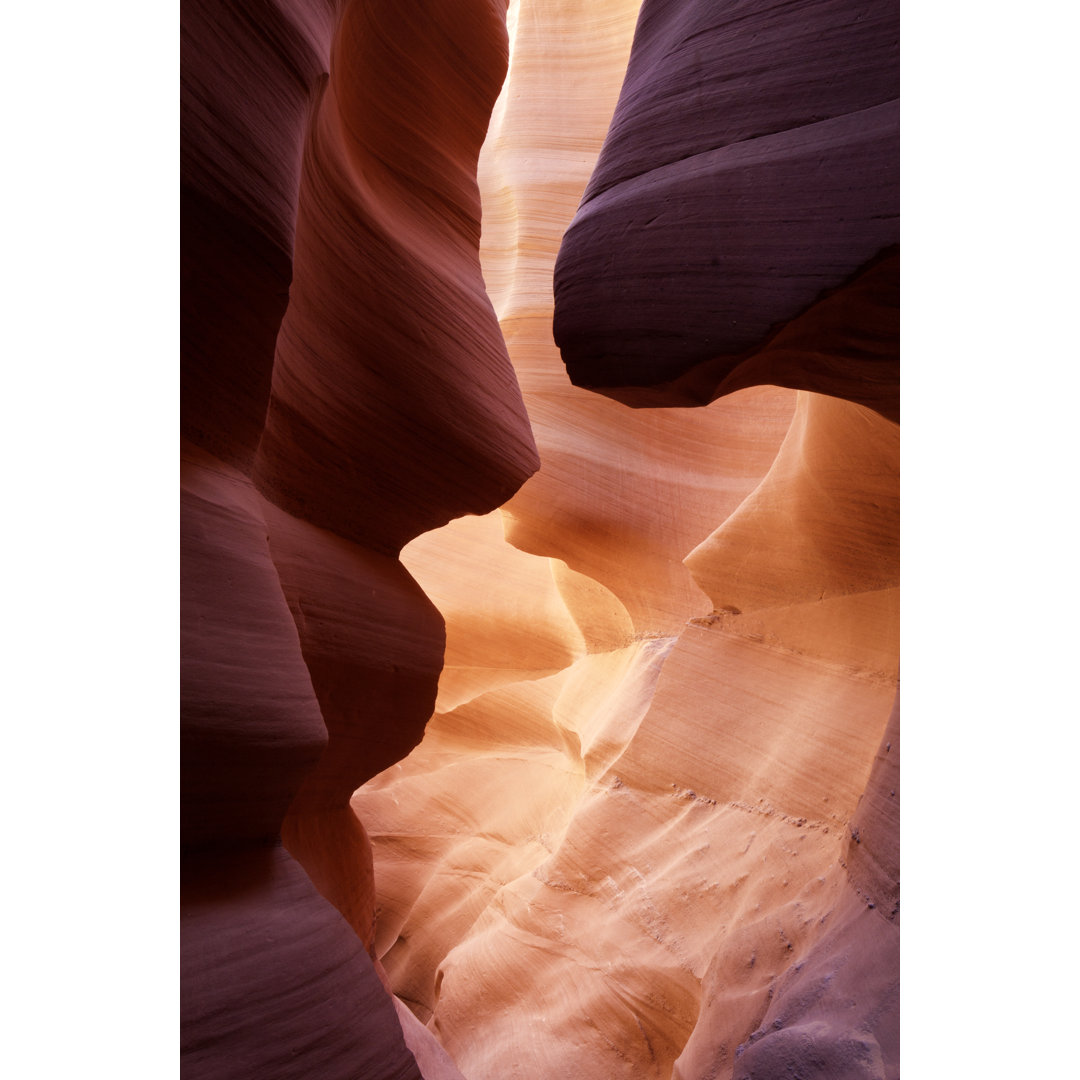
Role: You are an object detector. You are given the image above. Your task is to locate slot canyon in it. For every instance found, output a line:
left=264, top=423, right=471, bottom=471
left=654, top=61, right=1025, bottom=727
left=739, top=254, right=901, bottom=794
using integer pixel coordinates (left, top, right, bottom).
left=180, top=0, right=899, bottom=1077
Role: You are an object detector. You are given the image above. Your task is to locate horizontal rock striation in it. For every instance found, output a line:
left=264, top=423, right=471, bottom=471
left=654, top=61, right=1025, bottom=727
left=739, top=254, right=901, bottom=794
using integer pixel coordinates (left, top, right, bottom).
left=354, top=1, right=900, bottom=1078
left=181, top=2, right=536, bottom=1078
left=183, top=0, right=899, bottom=1076
left=552, top=0, right=900, bottom=421
left=253, top=1, right=539, bottom=554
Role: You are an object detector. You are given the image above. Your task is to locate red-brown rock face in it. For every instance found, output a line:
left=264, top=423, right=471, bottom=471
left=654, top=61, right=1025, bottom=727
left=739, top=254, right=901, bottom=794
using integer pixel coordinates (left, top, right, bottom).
left=182, top=1, right=898, bottom=1077
left=181, top=2, right=536, bottom=1077
left=253, top=1, right=539, bottom=553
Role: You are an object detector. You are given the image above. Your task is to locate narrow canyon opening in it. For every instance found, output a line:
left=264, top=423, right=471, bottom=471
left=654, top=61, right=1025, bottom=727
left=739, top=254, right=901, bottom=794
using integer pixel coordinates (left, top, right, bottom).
left=181, top=2, right=899, bottom=1078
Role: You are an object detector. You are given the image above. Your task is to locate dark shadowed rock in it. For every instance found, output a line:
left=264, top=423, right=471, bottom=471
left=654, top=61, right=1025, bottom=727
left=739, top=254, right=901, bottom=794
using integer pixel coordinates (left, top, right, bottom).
left=554, top=0, right=899, bottom=421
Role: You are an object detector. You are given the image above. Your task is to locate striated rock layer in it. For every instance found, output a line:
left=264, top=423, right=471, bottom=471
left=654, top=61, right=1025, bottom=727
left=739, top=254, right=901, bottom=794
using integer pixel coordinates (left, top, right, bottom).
left=359, top=390, right=899, bottom=1078
left=181, top=2, right=536, bottom=1078
left=183, top=0, right=899, bottom=1077
left=553, top=0, right=900, bottom=421
left=354, top=1, right=900, bottom=1079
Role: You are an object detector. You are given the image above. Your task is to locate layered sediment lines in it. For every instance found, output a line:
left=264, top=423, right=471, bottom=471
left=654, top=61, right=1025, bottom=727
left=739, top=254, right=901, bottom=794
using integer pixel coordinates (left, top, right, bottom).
left=183, top=0, right=899, bottom=1077
left=552, top=0, right=900, bottom=421
left=360, top=389, right=899, bottom=1077
left=354, top=1, right=900, bottom=1078
left=181, top=2, right=536, bottom=1078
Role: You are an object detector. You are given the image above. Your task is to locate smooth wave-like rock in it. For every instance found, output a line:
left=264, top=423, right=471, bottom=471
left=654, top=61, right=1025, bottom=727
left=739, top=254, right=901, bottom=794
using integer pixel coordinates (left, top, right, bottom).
left=180, top=0, right=335, bottom=469
left=475, top=0, right=796, bottom=634
left=358, top=618, right=897, bottom=1078
left=553, top=0, right=900, bottom=420
left=180, top=442, right=327, bottom=851
left=181, top=846, right=422, bottom=1080
left=252, top=2, right=539, bottom=554
left=352, top=1, right=900, bottom=1077
left=181, top=2, right=538, bottom=1077
left=262, top=498, right=445, bottom=947
left=714, top=697, right=899, bottom=1080
left=184, top=0, right=898, bottom=1076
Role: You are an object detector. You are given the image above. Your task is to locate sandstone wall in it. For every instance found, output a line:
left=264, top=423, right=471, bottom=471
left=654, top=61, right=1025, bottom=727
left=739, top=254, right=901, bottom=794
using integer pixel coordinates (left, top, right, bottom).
left=181, top=3, right=537, bottom=1077
left=182, top=1, right=899, bottom=1077
left=354, top=1, right=899, bottom=1078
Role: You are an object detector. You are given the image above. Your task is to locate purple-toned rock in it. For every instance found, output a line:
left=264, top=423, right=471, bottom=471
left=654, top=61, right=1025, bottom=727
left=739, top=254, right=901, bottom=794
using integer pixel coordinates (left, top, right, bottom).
left=181, top=2, right=538, bottom=1077
left=180, top=0, right=335, bottom=469
left=554, top=0, right=899, bottom=421
left=181, top=847, right=422, bottom=1080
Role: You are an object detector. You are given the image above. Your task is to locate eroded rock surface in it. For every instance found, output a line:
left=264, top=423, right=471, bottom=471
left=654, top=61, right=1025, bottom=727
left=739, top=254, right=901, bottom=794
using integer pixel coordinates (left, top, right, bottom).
left=553, top=0, right=900, bottom=421
left=183, top=0, right=899, bottom=1077
left=181, top=2, right=536, bottom=1077
left=354, top=1, right=900, bottom=1078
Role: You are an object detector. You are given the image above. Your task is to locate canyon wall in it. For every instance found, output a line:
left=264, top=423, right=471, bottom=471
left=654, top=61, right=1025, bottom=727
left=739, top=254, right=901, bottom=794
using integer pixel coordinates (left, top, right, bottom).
left=554, top=0, right=899, bottom=422
left=182, top=0, right=899, bottom=1077
left=181, top=2, right=537, bottom=1077
left=355, top=0, right=900, bottom=1078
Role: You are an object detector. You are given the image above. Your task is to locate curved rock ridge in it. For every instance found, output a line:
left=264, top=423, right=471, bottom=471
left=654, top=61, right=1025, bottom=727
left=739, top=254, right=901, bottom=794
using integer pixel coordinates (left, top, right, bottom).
left=353, top=1, right=900, bottom=1077
left=180, top=0, right=336, bottom=469
left=253, top=2, right=539, bottom=554
left=552, top=0, right=900, bottom=420
left=687, top=392, right=901, bottom=608
left=183, top=0, right=899, bottom=1075
left=358, top=586, right=897, bottom=1078
left=400, top=511, right=611, bottom=714
left=181, top=2, right=537, bottom=1078
left=475, top=0, right=797, bottom=635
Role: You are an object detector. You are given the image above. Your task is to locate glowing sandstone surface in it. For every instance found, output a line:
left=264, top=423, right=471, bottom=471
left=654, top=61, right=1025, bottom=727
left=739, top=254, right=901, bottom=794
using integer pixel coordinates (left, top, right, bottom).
left=357, top=1, right=899, bottom=1077
left=181, top=0, right=899, bottom=1078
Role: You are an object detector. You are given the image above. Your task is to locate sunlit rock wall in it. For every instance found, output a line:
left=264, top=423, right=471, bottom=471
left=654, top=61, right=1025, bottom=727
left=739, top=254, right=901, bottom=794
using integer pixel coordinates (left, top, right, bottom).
left=355, top=1, right=899, bottom=1079
left=182, top=0, right=898, bottom=1076
left=181, top=2, right=537, bottom=1078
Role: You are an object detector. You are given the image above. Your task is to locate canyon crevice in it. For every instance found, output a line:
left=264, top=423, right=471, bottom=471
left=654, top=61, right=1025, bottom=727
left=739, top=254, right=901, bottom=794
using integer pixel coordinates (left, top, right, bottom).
left=181, top=1, right=899, bottom=1077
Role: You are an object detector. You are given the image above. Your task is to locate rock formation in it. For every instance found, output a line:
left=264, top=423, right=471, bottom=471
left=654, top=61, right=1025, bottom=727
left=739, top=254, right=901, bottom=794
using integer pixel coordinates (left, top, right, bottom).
left=181, top=2, right=536, bottom=1077
left=553, top=0, right=899, bottom=422
left=182, top=0, right=899, bottom=1077
left=355, top=0, right=899, bottom=1077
